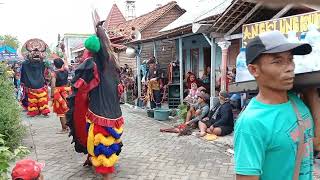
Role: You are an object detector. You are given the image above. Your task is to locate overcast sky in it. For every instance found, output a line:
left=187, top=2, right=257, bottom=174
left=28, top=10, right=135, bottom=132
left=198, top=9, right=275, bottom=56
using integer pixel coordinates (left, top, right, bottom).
left=0, top=0, right=196, bottom=48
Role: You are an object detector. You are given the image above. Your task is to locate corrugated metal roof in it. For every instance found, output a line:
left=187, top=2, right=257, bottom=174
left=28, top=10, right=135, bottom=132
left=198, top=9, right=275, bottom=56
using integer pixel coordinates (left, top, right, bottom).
left=160, top=0, right=233, bottom=32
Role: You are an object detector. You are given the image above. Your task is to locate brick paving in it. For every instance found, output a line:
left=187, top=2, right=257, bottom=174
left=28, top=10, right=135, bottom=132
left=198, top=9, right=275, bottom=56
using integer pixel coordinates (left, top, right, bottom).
left=20, top=106, right=235, bottom=180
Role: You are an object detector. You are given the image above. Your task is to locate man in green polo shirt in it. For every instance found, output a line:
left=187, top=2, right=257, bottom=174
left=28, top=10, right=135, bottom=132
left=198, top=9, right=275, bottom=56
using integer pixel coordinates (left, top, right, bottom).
left=234, top=30, right=320, bottom=180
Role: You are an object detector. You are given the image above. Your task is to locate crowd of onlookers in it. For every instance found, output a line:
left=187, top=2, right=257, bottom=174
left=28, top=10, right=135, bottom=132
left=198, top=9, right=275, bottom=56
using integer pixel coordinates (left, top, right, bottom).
left=2, top=59, right=241, bottom=180
left=116, top=56, right=242, bottom=138
left=182, top=69, right=237, bottom=137
left=6, top=58, right=243, bottom=139
left=119, top=64, right=135, bottom=104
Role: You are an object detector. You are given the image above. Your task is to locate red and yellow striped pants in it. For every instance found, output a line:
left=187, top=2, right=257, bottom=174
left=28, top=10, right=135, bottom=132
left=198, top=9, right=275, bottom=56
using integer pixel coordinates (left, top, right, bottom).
left=52, top=86, right=71, bottom=117
left=27, top=87, right=50, bottom=116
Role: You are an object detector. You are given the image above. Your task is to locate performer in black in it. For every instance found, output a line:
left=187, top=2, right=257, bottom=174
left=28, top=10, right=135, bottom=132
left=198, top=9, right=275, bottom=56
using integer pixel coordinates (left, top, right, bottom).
left=67, top=11, right=124, bottom=180
left=20, top=39, right=50, bottom=117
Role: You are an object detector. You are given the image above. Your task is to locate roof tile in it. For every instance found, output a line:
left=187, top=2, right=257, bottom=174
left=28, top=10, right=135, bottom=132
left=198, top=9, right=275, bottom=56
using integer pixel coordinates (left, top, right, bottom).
left=107, top=1, right=184, bottom=41
left=105, top=4, right=126, bottom=30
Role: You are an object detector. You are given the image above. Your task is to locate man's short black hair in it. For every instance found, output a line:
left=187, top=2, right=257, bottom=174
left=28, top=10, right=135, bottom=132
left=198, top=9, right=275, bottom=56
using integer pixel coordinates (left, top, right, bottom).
left=53, top=58, right=64, bottom=69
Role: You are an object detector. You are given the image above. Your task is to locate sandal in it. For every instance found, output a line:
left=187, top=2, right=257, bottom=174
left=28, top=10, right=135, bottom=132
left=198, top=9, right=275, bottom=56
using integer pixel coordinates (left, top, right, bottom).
left=83, top=156, right=92, bottom=167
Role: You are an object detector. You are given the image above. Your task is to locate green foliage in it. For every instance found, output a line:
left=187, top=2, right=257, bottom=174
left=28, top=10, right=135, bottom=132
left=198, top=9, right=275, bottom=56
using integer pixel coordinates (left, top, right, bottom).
left=0, top=63, right=25, bottom=150
left=0, top=35, right=20, bottom=49
left=0, top=134, right=29, bottom=180
left=177, top=104, right=188, bottom=124
left=56, top=51, right=64, bottom=58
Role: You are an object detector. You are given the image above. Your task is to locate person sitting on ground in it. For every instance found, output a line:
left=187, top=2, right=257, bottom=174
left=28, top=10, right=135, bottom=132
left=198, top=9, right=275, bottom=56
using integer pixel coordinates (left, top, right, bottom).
left=185, top=92, right=210, bottom=126
left=198, top=91, right=234, bottom=137
left=11, top=159, right=45, bottom=180
left=184, top=82, right=199, bottom=104
left=186, top=72, right=200, bottom=89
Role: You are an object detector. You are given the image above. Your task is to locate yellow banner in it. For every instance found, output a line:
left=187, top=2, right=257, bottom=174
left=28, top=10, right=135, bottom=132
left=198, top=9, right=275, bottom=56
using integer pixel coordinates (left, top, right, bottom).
left=242, top=11, right=320, bottom=47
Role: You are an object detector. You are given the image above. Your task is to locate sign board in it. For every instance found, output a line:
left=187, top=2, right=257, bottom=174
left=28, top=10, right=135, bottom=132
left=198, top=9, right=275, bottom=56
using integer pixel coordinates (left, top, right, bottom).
left=236, top=10, right=320, bottom=83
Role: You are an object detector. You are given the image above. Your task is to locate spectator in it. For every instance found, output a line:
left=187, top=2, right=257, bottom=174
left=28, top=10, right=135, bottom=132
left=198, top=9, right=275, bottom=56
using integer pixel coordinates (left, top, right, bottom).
left=201, top=66, right=211, bottom=84
left=124, top=63, right=129, bottom=71
left=186, top=72, right=200, bottom=89
left=14, top=72, right=22, bottom=100
left=197, top=86, right=206, bottom=94
left=146, top=58, right=162, bottom=109
left=184, top=82, right=199, bottom=104
left=120, top=67, right=124, bottom=74
left=185, top=92, right=210, bottom=126
left=184, top=72, right=192, bottom=82
left=198, top=91, right=234, bottom=137
left=230, top=67, right=236, bottom=82
left=216, top=71, right=231, bottom=92
left=11, top=159, right=45, bottom=180
left=128, top=68, right=133, bottom=77
left=234, top=30, right=318, bottom=180
left=230, top=93, right=242, bottom=110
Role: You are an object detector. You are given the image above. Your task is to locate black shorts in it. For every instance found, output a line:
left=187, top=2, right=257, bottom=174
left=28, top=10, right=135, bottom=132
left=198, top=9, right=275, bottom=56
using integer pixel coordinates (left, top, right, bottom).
left=217, top=126, right=233, bottom=136
left=201, top=119, right=214, bottom=128
left=200, top=120, right=233, bottom=136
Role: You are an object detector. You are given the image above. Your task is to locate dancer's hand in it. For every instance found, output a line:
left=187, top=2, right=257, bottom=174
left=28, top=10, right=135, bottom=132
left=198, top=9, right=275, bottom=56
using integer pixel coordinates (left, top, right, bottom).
left=60, top=43, right=65, bottom=52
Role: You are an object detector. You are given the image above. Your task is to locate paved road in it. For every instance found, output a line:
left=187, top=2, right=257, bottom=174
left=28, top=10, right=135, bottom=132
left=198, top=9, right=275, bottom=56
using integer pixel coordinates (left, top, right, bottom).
left=21, top=106, right=235, bottom=180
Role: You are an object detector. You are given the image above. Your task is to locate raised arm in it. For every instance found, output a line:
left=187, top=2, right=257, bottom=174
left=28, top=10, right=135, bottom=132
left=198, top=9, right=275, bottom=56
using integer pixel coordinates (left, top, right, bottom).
left=51, top=73, right=56, bottom=98
left=60, top=43, right=69, bottom=71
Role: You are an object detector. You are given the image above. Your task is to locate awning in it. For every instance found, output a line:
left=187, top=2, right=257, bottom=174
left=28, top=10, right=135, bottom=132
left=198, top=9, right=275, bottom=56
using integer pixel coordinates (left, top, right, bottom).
left=0, top=45, right=17, bottom=54
left=160, top=0, right=233, bottom=32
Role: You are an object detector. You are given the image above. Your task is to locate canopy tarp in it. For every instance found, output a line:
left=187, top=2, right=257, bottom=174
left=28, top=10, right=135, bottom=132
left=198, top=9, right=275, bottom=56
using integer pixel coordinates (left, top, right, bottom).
left=0, top=46, right=17, bottom=54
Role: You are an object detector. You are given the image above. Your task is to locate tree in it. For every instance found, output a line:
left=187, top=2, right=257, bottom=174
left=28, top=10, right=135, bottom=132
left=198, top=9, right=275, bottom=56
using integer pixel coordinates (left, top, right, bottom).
left=0, top=35, right=20, bottom=49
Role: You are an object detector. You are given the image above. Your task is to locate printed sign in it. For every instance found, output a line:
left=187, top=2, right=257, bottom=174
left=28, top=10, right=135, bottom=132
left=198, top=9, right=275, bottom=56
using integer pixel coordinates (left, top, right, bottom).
left=236, top=11, right=320, bottom=83
left=242, top=11, right=320, bottom=47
